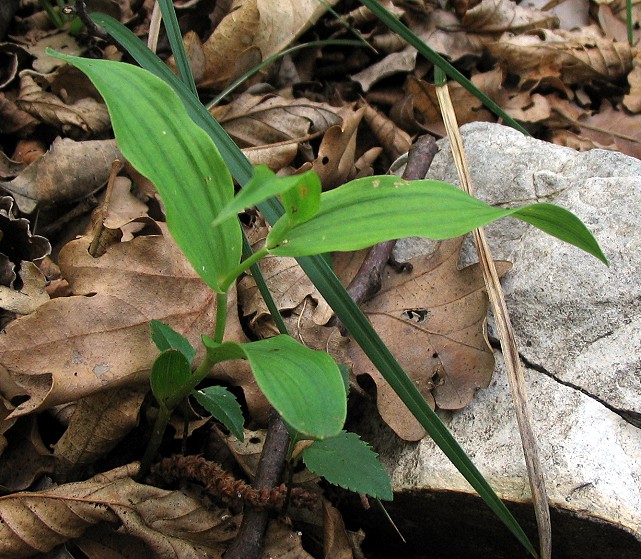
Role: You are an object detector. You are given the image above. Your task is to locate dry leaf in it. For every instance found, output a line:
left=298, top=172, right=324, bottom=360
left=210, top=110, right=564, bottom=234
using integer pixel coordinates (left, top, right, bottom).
left=406, top=75, right=495, bottom=136
left=0, top=225, right=253, bottom=418
left=623, top=53, right=641, bottom=113
left=463, top=0, right=559, bottom=34
left=361, top=101, right=412, bottom=161
left=210, top=91, right=342, bottom=170
left=0, top=262, right=49, bottom=315
left=351, top=49, right=418, bottom=93
left=310, top=107, right=364, bottom=189
left=17, top=73, right=110, bottom=139
left=0, top=91, right=38, bottom=137
left=572, top=100, right=641, bottom=159
left=487, top=28, right=635, bottom=87
left=18, top=31, right=82, bottom=74
left=53, top=386, right=148, bottom=483
left=0, top=416, right=55, bottom=491
left=189, top=0, right=340, bottom=89
left=0, top=463, right=238, bottom=558
left=0, top=137, right=121, bottom=213
left=347, top=238, right=511, bottom=441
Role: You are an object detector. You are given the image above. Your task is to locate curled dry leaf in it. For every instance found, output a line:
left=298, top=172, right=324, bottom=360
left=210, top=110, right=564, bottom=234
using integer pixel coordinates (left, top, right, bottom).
left=487, top=28, right=635, bottom=86
left=17, top=72, right=110, bottom=139
left=0, top=137, right=121, bottom=213
left=184, top=0, right=340, bottom=89
left=347, top=238, right=511, bottom=441
left=0, top=463, right=239, bottom=558
left=462, top=0, right=559, bottom=35
left=361, top=101, right=412, bottom=161
left=53, top=386, right=148, bottom=483
left=310, top=107, right=364, bottom=189
left=0, top=224, right=255, bottom=419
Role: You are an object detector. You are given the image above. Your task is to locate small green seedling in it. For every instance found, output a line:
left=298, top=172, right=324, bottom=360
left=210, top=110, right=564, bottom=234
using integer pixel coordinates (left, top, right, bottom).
left=50, top=52, right=606, bottom=505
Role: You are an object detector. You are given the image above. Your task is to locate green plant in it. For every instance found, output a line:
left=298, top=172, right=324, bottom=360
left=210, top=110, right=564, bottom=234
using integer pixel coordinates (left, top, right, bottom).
left=47, top=9, right=607, bottom=555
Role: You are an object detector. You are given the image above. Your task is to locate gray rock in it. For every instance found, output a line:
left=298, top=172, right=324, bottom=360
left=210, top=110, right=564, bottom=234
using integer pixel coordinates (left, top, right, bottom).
left=362, top=122, right=641, bottom=558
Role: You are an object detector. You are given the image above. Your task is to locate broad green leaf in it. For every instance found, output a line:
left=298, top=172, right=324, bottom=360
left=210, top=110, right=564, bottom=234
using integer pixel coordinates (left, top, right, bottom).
left=193, top=385, right=245, bottom=441
left=302, top=431, right=393, bottom=500
left=151, top=349, right=192, bottom=404
left=214, top=166, right=321, bottom=226
left=49, top=52, right=242, bottom=293
left=266, top=176, right=607, bottom=265
left=150, top=320, right=196, bottom=364
left=203, top=335, right=346, bottom=438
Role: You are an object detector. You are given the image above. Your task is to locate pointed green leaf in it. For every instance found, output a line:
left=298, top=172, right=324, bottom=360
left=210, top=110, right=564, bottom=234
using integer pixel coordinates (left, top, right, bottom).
left=151, top=349, right=192, bottom=404
left=150, top=320, right=196, bottom=364
left=214, top=166, right=321, bottom=226
left=193, top=385, right=245, bottom=441
left=265, top=175, right=607, bottom=265
left=302, top=431, right=393, bottom=500
left=49, top=52, right=242, bottom=293
left=203, top=335, right=346, bottom=438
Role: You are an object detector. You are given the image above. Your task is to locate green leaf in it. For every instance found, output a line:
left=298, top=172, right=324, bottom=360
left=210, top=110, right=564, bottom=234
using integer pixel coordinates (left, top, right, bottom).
left=302, top=431, right=393, bottom=500
left=48, top=52, right=242, bottom=293
left=150, top=320, right=196, bottom=364
left=203, top=335, right=346, bottom=439
left=215, top=166, right=321, bottom=226
left=88, top=17, right=538, bottom=554
left=266, top=176, right=608, bottom=265
left=151, top=349, right=192, bottom=404
left=193, top=385, right=245, bottom=441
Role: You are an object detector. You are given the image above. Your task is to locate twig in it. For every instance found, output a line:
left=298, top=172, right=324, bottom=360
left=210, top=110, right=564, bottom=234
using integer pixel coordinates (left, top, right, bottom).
left=223, top=407, right=291, bottom=559
left=63, top=1, right=111, bottom=42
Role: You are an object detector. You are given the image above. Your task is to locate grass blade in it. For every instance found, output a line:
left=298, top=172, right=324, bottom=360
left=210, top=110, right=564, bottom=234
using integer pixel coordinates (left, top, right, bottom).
left=357, top=0, right=530, bottom=136
left=91, top=13, right=537, bottom=555
left=156, top=0, right=197, bottom=95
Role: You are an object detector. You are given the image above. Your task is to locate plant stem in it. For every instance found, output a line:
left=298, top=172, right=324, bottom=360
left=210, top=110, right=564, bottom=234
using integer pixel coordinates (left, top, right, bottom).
left=213, top=291, right=228, bottom=344
left=221, top=247, right=269, bottom=292
left=138, top=402, right=172, bottom=477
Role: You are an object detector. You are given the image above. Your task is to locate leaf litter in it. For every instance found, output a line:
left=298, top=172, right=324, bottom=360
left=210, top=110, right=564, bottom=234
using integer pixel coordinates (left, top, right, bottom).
left=0, top=0, right=633, bottom=556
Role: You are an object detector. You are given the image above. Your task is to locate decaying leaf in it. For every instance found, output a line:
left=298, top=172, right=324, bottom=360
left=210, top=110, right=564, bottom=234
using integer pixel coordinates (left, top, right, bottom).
left=183, top=0, right=340, bottom=89
left=0, top=92, right=38, bottom=137
left=53, top=386, right=148, bottom=483
left=210, top=92, right=341, bottom=171
left=347, top=238, right=511, bottom=441
left=310, top=107, right=364, bottom=189
left=0, top=262, right=49, bottom=315
left=17, top=72, right=110, bottom=138
left=0, top=225, right=254, bottom=419
left=0, top=463, right=239, bottom=558
left=0, top=137, right=121, bottom=213
left=406, top=75, right=495, bottom=137
left=361, top=101, right=412, bottom=161
left=487, top=27, right=634, bottom=87
left=351, top=48, right=418, bottom=93
left=462, top=0, right=559, bottom=34
left=572, top=100, right=641, bottom=159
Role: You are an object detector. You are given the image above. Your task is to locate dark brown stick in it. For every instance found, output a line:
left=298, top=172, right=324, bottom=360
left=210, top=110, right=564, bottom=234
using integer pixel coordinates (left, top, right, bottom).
left=223, top=408, right=290, bottom=559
